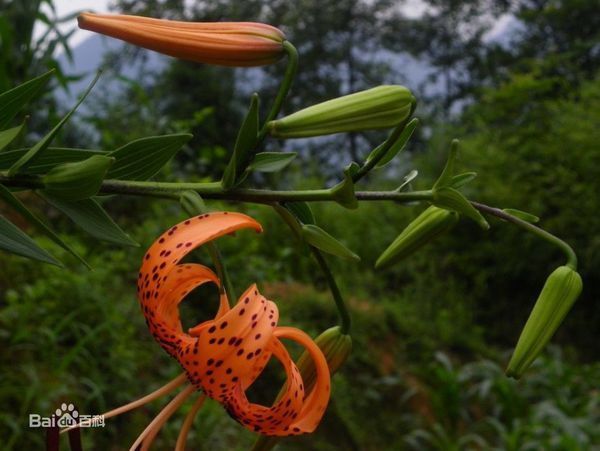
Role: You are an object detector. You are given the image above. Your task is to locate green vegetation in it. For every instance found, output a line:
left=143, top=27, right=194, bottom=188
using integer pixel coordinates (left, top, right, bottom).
left=1, top=0, right=599, bottom=449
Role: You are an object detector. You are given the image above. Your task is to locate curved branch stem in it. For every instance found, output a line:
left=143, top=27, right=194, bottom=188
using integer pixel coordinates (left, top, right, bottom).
left=471, top=201, right=578, bottom=269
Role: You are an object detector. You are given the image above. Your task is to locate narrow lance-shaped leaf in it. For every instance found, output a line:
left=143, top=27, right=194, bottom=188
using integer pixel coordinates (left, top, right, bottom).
left=179, top=190, right=208, bottom=218
left=374, top=117, right=419, bottom=168
left=433, top=139, right=460, bottom=189
left=0, top=123, right=25, bottom=152
left=42, top=155, right=114, bottom=201
left=433, top=187, right=489, bottom=230
left=8, top=71, right=101, bottom=175
left=272, top=204, right=304, bottom=241
left=106, top=134, right=192, bottom=180
left=395, top=169, right=418, bottom=192
left=248, top=152, right=296, bottom=173
left=0, top=147, right=106, bottom=173
left=503, top=208, right=540, bottom=224
left=0, top=70, right=54, bottom=129
left=222, top=93, right=259, bottom=189
left=0, top=215, right=61, bottom=266
left=301, top=224, right=360, bottom=261
left=283, top=202, right=315, bottom=225
left=0, top=185, right=89, bottom=267
left=40, top=194, right=138, bottom=247
left=450, top=172, right=477, bottom=188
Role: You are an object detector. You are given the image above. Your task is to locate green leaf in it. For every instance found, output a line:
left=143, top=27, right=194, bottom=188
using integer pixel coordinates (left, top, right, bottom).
left=42, top=155, right=114, bottom=201
left=106, top=134, right=192, bottom=180
left=330, top=173, right=358, bottom=209
left=283, top=202, right=315, bottom=225
left=503, top=208, right=540, bottom=224
left=0, top=147, right=106, bottom=173
left=0, top=215, right=61, bottom=266
left=301, top=224, right=360, bottom=261
left=450, top=172, right=478, bottom=188
left=433, top=139, right=460, bottom=189
left=433, top=187, right=489, bottom=230
left=41, top=194, right=138, bottom=246
left=8, top=71, right=100, bottom=175
left=222, top=93, right=260, bottom=189
left=0, top=70, right=54, bottom=129
left=0, top=123, right=25, bottom=152
left=179, top=190, right=207, bottom=217
left=375, top=117, right=419, bottom=168
left=272, top=204, right=304, bottom=241
left=396, top=169, right=418, bottom=192
left=249, top=152, right=296, bottom=173
left=0, top=185, right=89, bottom=267
left=344, top=161, right=360, bottom=178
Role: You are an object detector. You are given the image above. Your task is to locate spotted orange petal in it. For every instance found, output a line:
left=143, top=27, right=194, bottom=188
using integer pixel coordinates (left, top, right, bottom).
left=138, top=211, right=331, bottom=436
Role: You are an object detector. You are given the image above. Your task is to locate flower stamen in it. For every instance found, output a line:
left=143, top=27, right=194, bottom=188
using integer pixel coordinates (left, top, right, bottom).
left=130, top=384, right=196, bottom=451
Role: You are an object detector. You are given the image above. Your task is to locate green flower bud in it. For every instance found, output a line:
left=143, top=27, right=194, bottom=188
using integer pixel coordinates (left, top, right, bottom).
left=375, top=206, right=458, bottom=269
left=268, top=85, right=414, bottom=138
left=506, top=266, right=582, bottom=379
left=297, top=326, right=352, bottom=387
left=251, top=326, right=351, bottom=451
left=42, top=155, right=114, bottom=201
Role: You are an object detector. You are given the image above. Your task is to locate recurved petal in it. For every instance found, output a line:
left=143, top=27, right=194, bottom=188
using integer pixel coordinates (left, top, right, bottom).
left=138, top=212, right=262, bottom=354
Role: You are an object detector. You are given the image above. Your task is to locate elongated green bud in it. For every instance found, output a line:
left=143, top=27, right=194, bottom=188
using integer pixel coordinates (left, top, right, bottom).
left=251, top=326, right=351, bottom=451
left=296, top=326, right=352, bottom=388
left=506, top=266, right=582, bottom=379
left=268, top=85, right=414, bottom=138
left=42, top=155, right=114, bottom=201
left=375, top=206, right=458, bottom=269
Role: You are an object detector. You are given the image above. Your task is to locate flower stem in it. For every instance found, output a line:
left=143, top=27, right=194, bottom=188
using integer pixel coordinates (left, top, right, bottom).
left=272, top=203, right=351, bottom=334
left=258, top=41, right=298, bottom=142
left=472, top=201, right=578, bottom=269
left=310, top=247, right=352, bottom=334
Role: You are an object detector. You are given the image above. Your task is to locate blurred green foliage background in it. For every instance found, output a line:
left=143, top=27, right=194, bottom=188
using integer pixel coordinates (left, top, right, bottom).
left=0, top=0, right=599, bottom=449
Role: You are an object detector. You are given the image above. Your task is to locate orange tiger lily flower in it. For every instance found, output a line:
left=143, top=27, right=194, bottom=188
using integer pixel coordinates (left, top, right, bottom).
left=77, top=13, right=286, bottom=67
left=65, top=212, right=331, bottom=448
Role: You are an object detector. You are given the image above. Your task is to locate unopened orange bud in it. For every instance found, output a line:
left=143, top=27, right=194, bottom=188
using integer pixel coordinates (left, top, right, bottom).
left=78, top=13, right=286, bottom=67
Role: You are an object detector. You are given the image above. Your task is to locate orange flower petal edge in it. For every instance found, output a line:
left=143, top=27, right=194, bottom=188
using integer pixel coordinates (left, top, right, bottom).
left=78, top=13, right=286, bottom=67
left=138, top=211, right=331, bottom=436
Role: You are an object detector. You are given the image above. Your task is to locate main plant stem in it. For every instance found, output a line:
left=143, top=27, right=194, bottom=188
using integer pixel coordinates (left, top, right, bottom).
left=0, top=173, right=433, bottom=203
left=0, top=173, right=574, bottom=269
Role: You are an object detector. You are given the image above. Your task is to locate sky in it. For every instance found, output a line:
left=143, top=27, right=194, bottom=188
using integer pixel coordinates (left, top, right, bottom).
left=38, top=0, right=111, bottom=48
left=44, top=0, right=512, bottom=51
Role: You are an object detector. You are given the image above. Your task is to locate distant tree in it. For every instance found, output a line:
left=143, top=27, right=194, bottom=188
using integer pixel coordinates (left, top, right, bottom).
left=388, top=0, right=511, bottom=111
left=0, top=0, right=79, bottom=136
left=510, top=0, right=600, bottom=84
left=108, top=0, right=410, bottom=170
left=394, top=0, right=600, bottom=112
